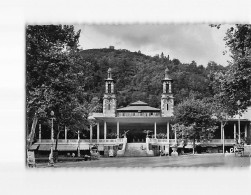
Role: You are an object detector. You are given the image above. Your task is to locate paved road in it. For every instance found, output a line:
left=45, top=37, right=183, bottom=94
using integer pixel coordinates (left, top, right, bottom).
left=36, top=154, right=250, bottom=168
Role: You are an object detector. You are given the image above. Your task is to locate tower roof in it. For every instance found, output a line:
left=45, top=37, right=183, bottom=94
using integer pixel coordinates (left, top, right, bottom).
left=162, top=68, right=173, bottom=81
left=105, top=67, right=114, bottom=81
left=130, top=101, right=148, bottom=106
left=117, top=100, right=160, bottom=111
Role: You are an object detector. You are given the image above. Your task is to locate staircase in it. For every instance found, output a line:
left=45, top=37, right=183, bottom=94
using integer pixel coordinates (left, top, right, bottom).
left=123, top=143, right=148, bottom=157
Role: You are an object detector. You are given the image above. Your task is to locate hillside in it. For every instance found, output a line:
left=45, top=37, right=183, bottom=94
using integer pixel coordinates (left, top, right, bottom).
left=78, top=48, right=226, bottom=108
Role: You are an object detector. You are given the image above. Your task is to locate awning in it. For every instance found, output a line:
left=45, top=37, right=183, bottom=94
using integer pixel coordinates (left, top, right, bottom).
left=57, top=144, right=78, bottom=151
left=38, top=144, right=52, bottom=151
left=29, top=144, right=39, bottom=150
left=98, top=145, right=104, bottom=151
left=185, top=145, right=193, bottom=149
left=177, top=143, right=184, bottom=148
left=80, top=144, right=90, bottom=150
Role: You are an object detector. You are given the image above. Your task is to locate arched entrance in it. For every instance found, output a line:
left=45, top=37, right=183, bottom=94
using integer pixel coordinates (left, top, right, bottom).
left=126, top=129, right=146, bottom=143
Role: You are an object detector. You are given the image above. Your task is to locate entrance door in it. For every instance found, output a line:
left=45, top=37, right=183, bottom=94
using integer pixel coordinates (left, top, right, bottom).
left=126, top=130, right=146, bottom=143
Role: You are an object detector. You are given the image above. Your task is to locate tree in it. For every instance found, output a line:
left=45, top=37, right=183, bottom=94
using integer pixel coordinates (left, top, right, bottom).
left=26, top=25, right=95, bottom=154
left=211, top=24, right=251, bottom=116
left=173, top=96, right=218, bottom=154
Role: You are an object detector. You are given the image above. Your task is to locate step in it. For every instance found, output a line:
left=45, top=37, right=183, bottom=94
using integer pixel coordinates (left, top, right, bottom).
left=124, top=143, right=148, bottom=157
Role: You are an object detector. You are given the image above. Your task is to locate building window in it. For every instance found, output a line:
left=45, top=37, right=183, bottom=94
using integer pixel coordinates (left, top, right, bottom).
left=166, top=104, right=169, bottom=110
left=108, top=72, right=111, bottom=78
left=108, top=84, right=111, bottom=93
left=166, top=83, right=169, bottom=93
left=108, top=104, right=111, bottom=110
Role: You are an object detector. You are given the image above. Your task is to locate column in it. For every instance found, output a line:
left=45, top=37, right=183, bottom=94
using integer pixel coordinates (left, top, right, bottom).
left=220, top=122, right=223, bottom=141
left=97, top=122, right=100, bottom=143
left=104, top=121, right=107, bottom=141
left=117, top=121, right=119, bottom=139
left=90, top=125, right=93, bottom=143
left=77, top=130, right=80, bottom=157
left=245, top=124, right=247, bottom=138
left=77, top=130, right=80, bottom=141
left=238, top=119, right=241, bottom=143
left=234, top=123, right=236, bottom=140
left=222, top=124, right=225, bottom=154
left=39, top=124, right=41, bottom=142
left=167, top=122, right=170, bottom=144
left=174, top=128, right=177, bottom=144
left=51, top=118, right=54, bottom=142
left=154, top=122, right=157, bottom=139
left=65, top=126, right=67, bottom=141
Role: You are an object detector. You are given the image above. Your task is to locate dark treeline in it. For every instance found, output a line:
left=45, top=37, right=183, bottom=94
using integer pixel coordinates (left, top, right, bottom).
left=78, top=48, right=227, bottom=108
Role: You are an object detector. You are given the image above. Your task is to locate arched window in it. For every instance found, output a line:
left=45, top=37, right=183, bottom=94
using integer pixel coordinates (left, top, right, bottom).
left=108, top=104, right=111, bottom=110
left=166, top=83, right=169, bottom=93
left=166, top=103, right=169, bottom=110
left=108, top=84, right=111, bottom=93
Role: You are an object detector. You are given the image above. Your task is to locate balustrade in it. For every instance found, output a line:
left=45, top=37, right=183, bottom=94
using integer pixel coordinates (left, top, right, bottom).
left=38, top=138, right=236, bottom=144
left=117, top=112, right=161, bottom=117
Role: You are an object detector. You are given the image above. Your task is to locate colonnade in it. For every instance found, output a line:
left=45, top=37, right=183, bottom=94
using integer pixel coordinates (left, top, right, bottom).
left=89, top=121, right=172, bottom=143
left=43, top=121, right=249, bottom=144
left=221, top=122, right=249, bottom=143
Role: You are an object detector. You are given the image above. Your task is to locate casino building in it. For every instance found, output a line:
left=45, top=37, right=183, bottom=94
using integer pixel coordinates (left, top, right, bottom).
left=31, top=68, right=251, bottom=157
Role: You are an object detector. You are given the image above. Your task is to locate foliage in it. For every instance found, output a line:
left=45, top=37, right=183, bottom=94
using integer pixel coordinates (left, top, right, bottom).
left=211, top=24, right=251, bottom=116
left=173, top=96, right=218, bottom=145
left=156, top=133, right=167, bottom=139
left=26, top=25, right=102, bottom=141
left=78, top=48, right=225, bottom=108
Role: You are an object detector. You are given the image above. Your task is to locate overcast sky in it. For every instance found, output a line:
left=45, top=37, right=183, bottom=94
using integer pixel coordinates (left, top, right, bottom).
left=75, top=24, right=231, bottom=66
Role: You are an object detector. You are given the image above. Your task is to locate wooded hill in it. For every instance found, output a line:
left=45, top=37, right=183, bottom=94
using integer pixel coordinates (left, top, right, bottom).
left=78, top=48, right=227, bottom=109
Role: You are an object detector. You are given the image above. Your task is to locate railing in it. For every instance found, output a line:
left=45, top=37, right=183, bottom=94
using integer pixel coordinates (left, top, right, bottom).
left=116, top=138, right=124, bottom=143
left=224, top=139, right=235, bottom=144
left=117, top=112, right=161, bottom=117
left=148, top=139, right=236, bottom=145
left=148, top=138, right=157, bottom=143
left=38, top=138, right=236, bottom=145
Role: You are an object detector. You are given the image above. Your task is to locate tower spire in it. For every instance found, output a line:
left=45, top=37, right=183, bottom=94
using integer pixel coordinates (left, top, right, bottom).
left=161, top=68, right=174, bottom=117
left=108, top=67, right=112, bottom=79
left=164, top=68, right=171, bottom=80
left=103, top=68, right=116, bottom=116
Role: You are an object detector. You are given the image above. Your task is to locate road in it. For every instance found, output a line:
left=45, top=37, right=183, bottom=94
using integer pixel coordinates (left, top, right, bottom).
left=36, top=153, right=250, bottom=168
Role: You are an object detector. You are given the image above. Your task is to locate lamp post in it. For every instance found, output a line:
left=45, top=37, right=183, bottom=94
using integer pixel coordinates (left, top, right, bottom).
left=237, top=100, right=241, bottom=144
left=51, top=111, right=55, bottom=143
left=77, top=130, right=80, bottom=157
left=48, top=111, right=55, bottom=166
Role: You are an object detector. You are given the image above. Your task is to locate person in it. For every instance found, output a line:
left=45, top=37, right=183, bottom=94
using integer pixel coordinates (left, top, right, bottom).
left=159, top=149, right=162, bottom=157
left=72, top=153, right=75, bottom=157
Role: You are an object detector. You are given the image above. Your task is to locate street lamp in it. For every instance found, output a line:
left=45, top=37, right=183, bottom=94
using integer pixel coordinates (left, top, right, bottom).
left=50, top=111, right=55, bottom=143
left=237, top=100, right=241, bottom=144
left=48, top=111, right=55, bottom=166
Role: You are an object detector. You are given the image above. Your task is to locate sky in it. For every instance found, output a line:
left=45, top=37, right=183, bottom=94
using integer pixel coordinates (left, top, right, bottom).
left=75, top=24, right=232, bottom=66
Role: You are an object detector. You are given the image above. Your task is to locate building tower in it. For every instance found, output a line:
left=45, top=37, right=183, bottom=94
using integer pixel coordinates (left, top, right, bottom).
left=103, top=68, right=117, bottom=116
left=161, top=68, right=174, bottom=117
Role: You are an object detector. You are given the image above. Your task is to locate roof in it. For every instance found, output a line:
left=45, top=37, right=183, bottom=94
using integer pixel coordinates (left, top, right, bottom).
left=57, top=144, right=78, bottom=151
left=130, top=101, right=148, bottom=106
left=117, top=101, right=160, bottom=111
left=38, top=144, right=52, bottom=151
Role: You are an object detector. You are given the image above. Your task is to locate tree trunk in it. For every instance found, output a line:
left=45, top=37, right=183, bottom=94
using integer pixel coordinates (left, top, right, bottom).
left=193, top=137, right=195, bottom=155
left=27, top=112, right=38, bottom=150
left=55, top=125, right=62, bottom=151
left=54, top=126, right=63, bottom=163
